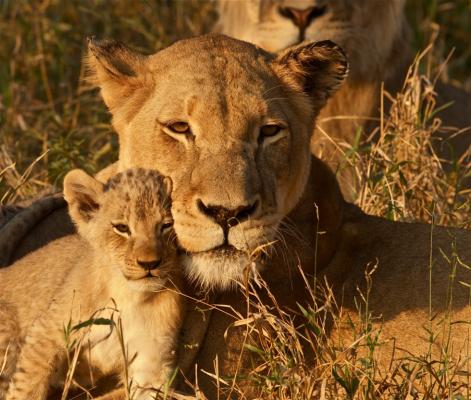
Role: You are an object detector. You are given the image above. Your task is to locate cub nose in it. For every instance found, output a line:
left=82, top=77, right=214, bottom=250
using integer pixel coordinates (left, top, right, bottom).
left=278, top=6, right=326, bottom=37
left=136, top=258, right=162, bottom=271
left=197, top=199, right=259, bottom=232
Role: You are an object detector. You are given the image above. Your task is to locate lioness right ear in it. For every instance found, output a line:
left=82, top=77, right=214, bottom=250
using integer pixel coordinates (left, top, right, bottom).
left=86, top=38, right=149, bottom=113
left=272, top=40, right=349, bottom=108
left=64, top=169, right=104, bottom=225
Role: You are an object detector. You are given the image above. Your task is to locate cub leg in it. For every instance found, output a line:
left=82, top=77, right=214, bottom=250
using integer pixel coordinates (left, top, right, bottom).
left=0, top=304, right=20, bottom=400
left=127, top=329, right=179, bottom=399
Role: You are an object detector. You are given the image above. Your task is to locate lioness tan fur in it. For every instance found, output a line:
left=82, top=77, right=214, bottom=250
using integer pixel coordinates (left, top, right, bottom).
left=0, top=168, right=184, bottom=399
left=215, top=0, right=471, bottom=196
left=0, top=34, right=470, bottom=398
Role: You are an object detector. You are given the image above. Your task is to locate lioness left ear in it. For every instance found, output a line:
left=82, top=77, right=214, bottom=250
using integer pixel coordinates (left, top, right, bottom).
left=64, top=169, right=104, bottom=225
left=273, top=40, right=348, bottom=106
left=86, top=38, right=149, bottom=113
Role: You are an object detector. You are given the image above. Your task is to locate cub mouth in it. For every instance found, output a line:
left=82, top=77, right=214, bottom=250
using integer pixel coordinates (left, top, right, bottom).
left=123, top=268, right=165, bottom=281
left=125, top=270, right=168, bottom=292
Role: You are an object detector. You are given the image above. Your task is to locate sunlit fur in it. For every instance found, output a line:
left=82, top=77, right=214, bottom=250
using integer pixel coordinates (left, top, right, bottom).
left=0, top=168, right=184, bottom=400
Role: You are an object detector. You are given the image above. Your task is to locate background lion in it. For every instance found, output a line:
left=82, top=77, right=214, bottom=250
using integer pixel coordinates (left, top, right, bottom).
left=215, top=0, right=471, bottom=197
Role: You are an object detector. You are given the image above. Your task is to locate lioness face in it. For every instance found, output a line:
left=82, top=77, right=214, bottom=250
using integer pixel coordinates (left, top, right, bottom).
left=88, top=34, right=347, bottom=289
left=64, top=168, right=176, bottom=292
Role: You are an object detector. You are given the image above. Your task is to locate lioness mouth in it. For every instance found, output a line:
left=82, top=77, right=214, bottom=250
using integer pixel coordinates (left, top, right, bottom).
left=211, top=244, right=240, bottom=254
left=190, top=244, right=244, bottom=257
left=179, top=243, right=243, bottom=256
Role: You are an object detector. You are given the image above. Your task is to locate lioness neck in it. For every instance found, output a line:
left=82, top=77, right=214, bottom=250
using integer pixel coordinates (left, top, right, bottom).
left=263, top=156, right=345, bottom=287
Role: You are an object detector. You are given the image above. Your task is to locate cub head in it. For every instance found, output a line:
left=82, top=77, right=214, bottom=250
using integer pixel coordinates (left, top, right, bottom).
left=87, top=34, right=348, bottom=289
left=215, top=0, right=407, bottom=79
left=64, top=168, right=175, bottom=292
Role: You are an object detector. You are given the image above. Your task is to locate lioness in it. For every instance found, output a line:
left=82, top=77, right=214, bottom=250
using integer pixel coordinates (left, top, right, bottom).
left=0, top=168, right=184, bottom=399
left=0, top=35, right=470, bottom=398
left=214, top=0, right=471, bottom=195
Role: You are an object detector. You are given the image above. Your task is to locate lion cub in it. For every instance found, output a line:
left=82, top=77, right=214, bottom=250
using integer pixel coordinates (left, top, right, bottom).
left=0, top=168, right=184, bottom=400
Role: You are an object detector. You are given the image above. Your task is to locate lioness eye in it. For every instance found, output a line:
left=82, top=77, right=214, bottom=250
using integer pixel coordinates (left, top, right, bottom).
left=260, top=124, right=282, bottom=138
left=112, top=223, right=130, bottom=235
left=167, top=121, right=190, bottom=134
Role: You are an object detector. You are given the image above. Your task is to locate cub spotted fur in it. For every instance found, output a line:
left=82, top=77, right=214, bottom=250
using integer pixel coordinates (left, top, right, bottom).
left=0, top=168, right=184, bottom=400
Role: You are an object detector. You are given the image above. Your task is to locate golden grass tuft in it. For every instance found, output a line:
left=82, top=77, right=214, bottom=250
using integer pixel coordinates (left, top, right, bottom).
left=349, top=48, right=470, bottom=228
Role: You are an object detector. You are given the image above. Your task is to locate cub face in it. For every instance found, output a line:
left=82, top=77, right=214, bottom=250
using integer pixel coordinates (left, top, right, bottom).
left=64, top=168, right=176, bottom=292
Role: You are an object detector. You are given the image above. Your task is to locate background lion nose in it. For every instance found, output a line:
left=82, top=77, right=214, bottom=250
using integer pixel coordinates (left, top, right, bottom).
left=197, top=199, right=259, bottom=232
left=278, top=6, right=326, bottom=40
left=136, top=258, right=162, bottom=271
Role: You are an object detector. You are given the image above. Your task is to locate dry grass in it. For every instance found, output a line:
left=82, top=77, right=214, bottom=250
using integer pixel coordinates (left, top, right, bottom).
left=195, top=257, right=471, bottom=400
left=349, top=48, right=470, bottom=228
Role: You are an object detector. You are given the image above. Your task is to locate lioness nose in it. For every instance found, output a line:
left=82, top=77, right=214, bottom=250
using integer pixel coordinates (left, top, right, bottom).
left=136, top=258, right=162, bottom=271
left=278, top=6, right=326, bottom=36
left=197, top=199, right=259, bottom=232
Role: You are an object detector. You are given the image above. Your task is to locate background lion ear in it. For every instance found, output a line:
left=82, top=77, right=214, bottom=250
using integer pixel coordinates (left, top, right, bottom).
left=63, top=169, right=104, bottom=225
left=86, top=38, right=148, bottom=113
left=273, top=40, right=349, bottom=106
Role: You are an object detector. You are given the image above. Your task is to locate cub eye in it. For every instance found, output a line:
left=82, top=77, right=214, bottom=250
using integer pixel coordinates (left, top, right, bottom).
left=112, top=223, right=130, bottom=236
left=260, top=124, right=283, bottom=139
left=166, top=121, right=190, bottom=134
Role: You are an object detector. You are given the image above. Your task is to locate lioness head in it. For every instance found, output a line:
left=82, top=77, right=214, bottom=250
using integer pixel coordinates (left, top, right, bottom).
left=64, top=168, right=176, bottom=291
left=215, top=0, right=407, bottom=79
left=87, top=34, right=347, bottom=289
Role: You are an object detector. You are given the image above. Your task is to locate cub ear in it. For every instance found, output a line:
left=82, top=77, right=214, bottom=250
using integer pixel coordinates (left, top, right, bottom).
left=63, top=169, right=104, bottom=225
left=272, top=40, right=348, bottom=107
left=86, top=38, right=149, bottom=113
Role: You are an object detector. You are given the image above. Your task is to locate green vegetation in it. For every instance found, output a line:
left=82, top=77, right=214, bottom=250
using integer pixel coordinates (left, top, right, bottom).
left=407, top=0, right=471, bottom=87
